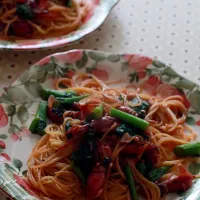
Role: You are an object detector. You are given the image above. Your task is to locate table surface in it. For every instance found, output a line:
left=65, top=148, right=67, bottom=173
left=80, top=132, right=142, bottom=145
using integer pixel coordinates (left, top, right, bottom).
left=1, top=0, right=200, bottom=199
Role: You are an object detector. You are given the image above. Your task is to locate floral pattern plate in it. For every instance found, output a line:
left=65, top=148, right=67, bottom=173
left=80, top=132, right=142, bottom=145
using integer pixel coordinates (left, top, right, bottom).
left=0, top=0, right=119, bottom=51
left=0, top=50, right=200, bottom=200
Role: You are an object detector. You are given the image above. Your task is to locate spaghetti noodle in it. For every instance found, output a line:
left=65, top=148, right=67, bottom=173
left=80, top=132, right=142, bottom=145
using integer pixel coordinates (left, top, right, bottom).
left=26, top=73, right=199, bottom=200
left=0, top=0, right=88, bottom=39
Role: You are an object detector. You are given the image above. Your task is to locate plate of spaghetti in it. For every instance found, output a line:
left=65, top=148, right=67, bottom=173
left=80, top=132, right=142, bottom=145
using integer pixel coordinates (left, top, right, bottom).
left=0, top=0, right=118, bottom=50
left=0, top=50, right=200, bottom=200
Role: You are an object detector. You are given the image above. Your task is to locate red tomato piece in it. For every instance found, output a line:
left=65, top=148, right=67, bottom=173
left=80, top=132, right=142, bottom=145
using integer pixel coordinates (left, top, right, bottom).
left=11, top=20, right=34, bottom=37
left=37, top=0, right=48, bottom=10
left=86, top=166, right=106, bottom=199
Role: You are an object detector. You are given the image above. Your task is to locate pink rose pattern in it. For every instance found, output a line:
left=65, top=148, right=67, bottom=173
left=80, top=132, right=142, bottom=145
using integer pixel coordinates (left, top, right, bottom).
left=19, top=127, right=31, bottom=137
left=58, top=50, right=83, bottom=64
left=196, top=120, right=200, bottom=126
left=141, top=76, right=190, bottom=108
left=138, top=71, right=146, bottom=79
left=124, top=54, right=153, bottom=72
left=0, top=140, right=6, bottom=149
left=92, top=69, right=109, bottom=81
left=91, top=64, right=112, bottom=81
left=11, top=133, right=19, bottom=142
left=38, top=50, right=83, bottom=66
left=65, top=70, right=75, bottom=78
left=0, top=105, right=8, bottom=128
left=122, top=54, right=191, bottom=109
left=156, top=83, right=190, bottom=108
left=0, top=142, right=10, bottom=164
left=0, top=153, right=11, bottom=161
left=38, top=56, right=51, bottom=66
left=141, top=76, right=161, bottom=95
left=11, top=127, right=31, bottom=142
left=14, top=174, right=37, bottom=197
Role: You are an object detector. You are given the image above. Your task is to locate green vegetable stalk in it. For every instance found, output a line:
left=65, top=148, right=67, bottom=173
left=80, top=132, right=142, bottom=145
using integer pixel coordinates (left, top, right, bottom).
left=92, top=104, right=103, bottom=119
left=56, top=95, right=88, bottom=105
left=29, top=102, right=47, bottom=135
left=124, top=165, right=138, bottom=200
left=136, top=160, right=146, bottom=175
left=110, top=108, right=149, bottom=130
left=174, top=142, right=200, bottom=157
left=41, top=88, right=76, bottom=100
left=66, top=0, right=73, bottom=7
left=148, top=166, right=172, bottom=182
left=115, top=123, right=149, bottom=139
left=71, top=161, right=86, bottom=186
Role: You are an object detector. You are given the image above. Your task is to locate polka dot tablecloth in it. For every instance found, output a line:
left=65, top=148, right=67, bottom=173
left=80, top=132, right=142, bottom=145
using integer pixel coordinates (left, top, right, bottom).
left=0, top=0, right=200, bottom=199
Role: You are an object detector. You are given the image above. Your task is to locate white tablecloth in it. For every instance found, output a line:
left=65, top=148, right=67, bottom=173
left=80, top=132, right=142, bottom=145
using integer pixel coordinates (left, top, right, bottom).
left=0, top=0, right=200, bottom=199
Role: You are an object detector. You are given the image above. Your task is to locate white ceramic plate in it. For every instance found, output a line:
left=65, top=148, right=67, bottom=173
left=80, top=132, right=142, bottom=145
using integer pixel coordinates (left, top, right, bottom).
left=0, top=50, right=200, bottom=200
